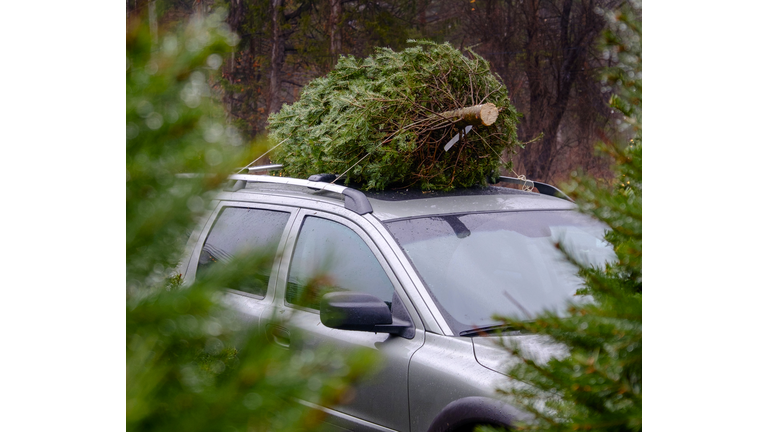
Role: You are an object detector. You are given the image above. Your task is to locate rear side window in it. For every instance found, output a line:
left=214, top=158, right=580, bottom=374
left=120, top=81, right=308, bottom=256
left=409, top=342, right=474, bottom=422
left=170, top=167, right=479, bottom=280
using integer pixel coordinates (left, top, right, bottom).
left=286, top=216, right=394, bottom=309
left=197, top=207, right=290, bottom=297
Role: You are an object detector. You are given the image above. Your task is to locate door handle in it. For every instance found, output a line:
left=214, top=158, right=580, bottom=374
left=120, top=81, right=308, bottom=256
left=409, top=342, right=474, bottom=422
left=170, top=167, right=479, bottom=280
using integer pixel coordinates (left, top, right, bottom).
left=270, top=325, right=290, bottom=348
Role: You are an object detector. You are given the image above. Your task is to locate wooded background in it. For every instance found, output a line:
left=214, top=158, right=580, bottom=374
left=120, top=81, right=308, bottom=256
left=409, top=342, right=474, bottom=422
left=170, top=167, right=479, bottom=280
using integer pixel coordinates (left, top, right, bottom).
left=126, top=0, right=631, bottom=183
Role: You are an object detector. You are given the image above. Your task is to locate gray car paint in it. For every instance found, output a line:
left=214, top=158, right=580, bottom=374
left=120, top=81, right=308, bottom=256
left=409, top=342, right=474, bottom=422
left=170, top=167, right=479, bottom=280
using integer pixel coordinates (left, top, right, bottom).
left=366, top=191, right=575, bottom=221
left=407, top=332, right=528, bottom=432
left=269, top=208, right=426, bottom=431
left=472, top=334, right=568, bottom=375
left=180, top=184, right=578, bottom=432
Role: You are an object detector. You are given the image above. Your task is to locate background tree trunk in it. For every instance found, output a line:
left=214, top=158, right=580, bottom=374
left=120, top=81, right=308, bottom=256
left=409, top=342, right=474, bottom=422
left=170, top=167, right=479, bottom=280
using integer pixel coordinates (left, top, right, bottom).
left=514, top=0, right=604, bottom=182
left=329, top=0, right=342, bottom=60
left=268, top=0, right=286, bottom=114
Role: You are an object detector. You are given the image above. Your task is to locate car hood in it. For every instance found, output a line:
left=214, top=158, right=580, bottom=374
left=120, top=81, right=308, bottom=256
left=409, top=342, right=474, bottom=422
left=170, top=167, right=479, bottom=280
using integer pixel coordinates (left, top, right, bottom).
left=471, top=333, right=569, bottom=374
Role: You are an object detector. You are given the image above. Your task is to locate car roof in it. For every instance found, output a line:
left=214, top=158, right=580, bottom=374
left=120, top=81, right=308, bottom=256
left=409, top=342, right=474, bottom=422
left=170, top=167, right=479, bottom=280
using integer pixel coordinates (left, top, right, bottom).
left=234, top=180, right=575, bottom=221
left=363, top=187, right=576, bottom=221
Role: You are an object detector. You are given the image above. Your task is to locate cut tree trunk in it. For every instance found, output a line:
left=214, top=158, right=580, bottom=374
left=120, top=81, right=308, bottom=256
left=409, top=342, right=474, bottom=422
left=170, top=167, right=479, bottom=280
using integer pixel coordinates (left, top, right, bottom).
left=437, top=103, right=499, bottom=126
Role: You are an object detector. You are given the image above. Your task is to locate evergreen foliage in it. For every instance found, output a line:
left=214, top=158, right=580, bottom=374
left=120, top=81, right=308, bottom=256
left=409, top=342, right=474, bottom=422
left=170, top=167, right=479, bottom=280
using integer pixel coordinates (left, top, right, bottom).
left=268, top=41, right=522, bottom=191
left=127, top=259, right=377, bottom=432
left=483, top=3, right=641, bottom=431
left=127, top=11, right=376, bottom=432
left=126, top=8, right=244, bottom=287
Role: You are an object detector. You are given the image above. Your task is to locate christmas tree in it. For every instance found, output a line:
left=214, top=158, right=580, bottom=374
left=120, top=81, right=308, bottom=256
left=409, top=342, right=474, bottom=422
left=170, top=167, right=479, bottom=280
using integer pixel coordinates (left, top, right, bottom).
left=268, top=41, right=522, bottom=191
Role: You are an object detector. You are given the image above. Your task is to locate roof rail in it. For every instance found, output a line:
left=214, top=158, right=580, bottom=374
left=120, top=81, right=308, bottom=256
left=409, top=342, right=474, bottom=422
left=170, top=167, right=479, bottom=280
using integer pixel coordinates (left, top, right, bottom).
left=496, top=176, right=574, bottom=202
left=225, top=173, right=373, bottom=215
left=238, top=164, right=284, bottom=174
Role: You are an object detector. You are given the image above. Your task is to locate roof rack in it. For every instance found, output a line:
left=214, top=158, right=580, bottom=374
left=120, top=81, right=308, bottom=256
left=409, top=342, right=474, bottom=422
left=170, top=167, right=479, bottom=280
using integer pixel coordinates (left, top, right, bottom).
left=223, top=165, right=572, bottom=214
left=496, top=176, right=574, bottom=202
left=226, top=170, right=373, bottom=215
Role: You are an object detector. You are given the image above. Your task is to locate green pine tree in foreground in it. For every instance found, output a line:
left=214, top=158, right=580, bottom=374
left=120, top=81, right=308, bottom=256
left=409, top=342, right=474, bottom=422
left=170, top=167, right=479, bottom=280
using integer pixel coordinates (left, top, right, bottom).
left=126, top=10, right=376, bottom=432
left=483, top=3, right=641, bottom=431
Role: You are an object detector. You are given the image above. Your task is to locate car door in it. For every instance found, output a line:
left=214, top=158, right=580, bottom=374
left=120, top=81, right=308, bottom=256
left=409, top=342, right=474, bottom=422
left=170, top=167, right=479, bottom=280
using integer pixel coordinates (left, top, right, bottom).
left=184, top=200, right=299, bottom=328
left=271, top=208, right=426, bottom=432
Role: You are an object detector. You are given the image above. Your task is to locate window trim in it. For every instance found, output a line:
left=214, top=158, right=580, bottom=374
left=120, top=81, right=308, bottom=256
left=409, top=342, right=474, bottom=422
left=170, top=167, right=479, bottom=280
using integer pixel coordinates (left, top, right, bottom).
left=185, top=200, right=300, bottom=302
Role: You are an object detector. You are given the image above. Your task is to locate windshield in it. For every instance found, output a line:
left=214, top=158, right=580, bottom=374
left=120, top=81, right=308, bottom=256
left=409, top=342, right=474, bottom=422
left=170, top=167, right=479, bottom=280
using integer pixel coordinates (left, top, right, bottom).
left=385, top=210, right=615, bottom=335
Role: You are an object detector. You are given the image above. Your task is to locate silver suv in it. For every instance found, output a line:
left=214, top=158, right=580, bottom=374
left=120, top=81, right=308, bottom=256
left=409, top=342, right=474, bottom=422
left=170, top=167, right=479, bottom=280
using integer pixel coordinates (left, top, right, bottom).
left=178, top=167, right=613, bottom=432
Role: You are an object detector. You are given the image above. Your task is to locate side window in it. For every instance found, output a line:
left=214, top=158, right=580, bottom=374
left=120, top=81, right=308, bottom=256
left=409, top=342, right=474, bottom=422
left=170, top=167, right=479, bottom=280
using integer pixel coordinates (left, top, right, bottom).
left=197, top=207, right=290, bottom=297
left=286, top=216, right=395, bottom=309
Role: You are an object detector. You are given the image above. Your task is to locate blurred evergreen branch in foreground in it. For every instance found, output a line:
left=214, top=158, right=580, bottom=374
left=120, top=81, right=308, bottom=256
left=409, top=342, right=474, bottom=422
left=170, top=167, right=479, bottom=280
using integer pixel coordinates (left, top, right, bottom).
left=483, top=2, right=641, bottom=431
left=126, top=9, right=377, bottom=432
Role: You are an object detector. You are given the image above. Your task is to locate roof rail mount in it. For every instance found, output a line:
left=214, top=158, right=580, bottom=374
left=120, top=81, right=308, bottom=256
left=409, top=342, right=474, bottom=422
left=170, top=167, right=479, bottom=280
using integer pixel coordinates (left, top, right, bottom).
left=341, top=189, right=373, bottom=215
left=495, top=176, right=574, bottom=202
left=308, top=173, right=337, bottom=183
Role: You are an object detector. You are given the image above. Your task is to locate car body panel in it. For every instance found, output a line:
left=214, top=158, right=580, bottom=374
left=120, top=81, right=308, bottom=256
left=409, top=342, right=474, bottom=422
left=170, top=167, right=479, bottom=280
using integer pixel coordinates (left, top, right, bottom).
left=269, top=207, right=427, bottom=431
left=407, top=332, right=522, bottom=432
left=177, top=181, right=588, bottom=432
left=275, top=306, right=426, bottom=431
left=297, top=399, right=400, bottom=432
left=472, top=334, right=568, bottom=375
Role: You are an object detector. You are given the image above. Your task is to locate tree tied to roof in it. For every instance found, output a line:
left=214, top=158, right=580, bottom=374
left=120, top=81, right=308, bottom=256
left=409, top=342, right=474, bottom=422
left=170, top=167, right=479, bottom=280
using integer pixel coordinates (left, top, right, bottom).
left=267, top=40, right=523, bottom=191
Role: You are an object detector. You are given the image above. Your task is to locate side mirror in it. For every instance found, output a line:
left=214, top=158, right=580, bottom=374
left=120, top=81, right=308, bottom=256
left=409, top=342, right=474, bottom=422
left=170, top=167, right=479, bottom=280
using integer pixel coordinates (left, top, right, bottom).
left=320, top=291, right=414, bottom=339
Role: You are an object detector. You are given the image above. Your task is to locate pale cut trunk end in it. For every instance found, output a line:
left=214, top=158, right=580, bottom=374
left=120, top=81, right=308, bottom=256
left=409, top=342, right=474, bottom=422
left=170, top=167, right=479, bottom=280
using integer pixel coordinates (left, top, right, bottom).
left=478, top=103, right=499, bottom=126
left=439, top=103, right=499, bottom=127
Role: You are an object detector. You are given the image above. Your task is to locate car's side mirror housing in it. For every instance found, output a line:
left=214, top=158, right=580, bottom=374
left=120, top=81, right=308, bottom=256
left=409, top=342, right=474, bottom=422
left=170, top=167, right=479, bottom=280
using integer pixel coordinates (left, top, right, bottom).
left=320, top=291, right=415, bottom=339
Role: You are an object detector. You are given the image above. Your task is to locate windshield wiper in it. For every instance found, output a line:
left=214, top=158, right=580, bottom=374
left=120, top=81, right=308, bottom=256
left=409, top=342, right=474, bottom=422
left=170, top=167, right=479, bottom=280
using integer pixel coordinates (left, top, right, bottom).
left=459, top=324, right=522, bottom=337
